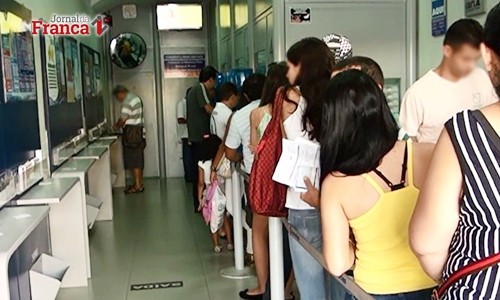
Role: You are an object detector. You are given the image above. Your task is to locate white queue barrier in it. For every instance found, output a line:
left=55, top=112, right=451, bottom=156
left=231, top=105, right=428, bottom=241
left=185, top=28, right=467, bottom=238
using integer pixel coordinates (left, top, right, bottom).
left=269, top=217, right=285, bottom=300
left=219, top=165, right=254, bottom=279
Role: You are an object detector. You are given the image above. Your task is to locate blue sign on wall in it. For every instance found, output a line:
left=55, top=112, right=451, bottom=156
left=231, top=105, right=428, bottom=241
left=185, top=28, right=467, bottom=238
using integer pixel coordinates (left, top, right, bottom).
left=432, top=0, right=447, bottom=37
left=163, top=54, right=206, bottom=78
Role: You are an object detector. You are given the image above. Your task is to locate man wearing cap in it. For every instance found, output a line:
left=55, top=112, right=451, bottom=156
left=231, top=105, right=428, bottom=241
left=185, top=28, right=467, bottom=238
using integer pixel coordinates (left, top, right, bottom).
left=113, top=85, right=146, bottom=194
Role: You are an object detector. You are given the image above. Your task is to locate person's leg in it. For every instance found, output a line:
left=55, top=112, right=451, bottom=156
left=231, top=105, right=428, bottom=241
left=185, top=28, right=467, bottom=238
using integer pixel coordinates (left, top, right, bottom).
left=247, top=214, right=269, bottom=296
left=211, top=231, right=222, bottom=252
left=190, top=142, right=200, bottom=211
left=283, top=224, right=295, bottom=299
left=288, top=209, right=326, bottom=300
left=223, top=214, right=233, bottom=246
left=285, top=271, right=295, bottom=299
left=132, top=168, right=143, bottom=188
left=182, top=138, right=194, bottom=182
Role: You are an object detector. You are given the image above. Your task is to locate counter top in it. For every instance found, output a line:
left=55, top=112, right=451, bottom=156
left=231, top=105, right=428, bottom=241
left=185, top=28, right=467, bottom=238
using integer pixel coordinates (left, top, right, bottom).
left=74, top=147, right=107, bottom=160
left=0, top=206, right=49, bottom=260
left=55, top=158, right=95, bottom=174
left=89, top=139, right=116, bottom=148
left=15, top=178, right=80, bottom=205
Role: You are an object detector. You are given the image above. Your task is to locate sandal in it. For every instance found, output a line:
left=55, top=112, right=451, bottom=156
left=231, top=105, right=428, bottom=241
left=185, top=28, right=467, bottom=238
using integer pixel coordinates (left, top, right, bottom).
left=239, top=289, right=263, bottom=300
left=227, top=243, right=234, bottom=251
left=125, top=185, right=145, bottom=194
left=214, top=245, right=223, bottom=253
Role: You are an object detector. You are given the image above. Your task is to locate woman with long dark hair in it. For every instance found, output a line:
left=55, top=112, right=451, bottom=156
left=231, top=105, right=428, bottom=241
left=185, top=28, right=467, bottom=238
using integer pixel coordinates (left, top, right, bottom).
left=240, top=62, right=291, bottom=300
left=320, top=70, right=436, bottom=299
left=281, top=37, right=335, bottom=300
left=410, top=5, right=500, bottom=299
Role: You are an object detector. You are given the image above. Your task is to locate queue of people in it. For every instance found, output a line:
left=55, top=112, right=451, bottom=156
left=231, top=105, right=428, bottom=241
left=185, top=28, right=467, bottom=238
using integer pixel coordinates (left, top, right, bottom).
left=175, top=4, right=500, bottom=300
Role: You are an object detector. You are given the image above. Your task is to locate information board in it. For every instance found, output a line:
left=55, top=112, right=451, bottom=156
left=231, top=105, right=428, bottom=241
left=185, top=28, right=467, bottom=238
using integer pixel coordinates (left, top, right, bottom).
left=163, top=54, right=205, bottom=78
left=0, top=3, right=41, bottom=205
left=432, top=0, right=447, bottom=37
left=0, top=26, right=40, bottom=170
left=80, top=43, right=104, bottom=133
left=41, top=35, right=85, bottom=167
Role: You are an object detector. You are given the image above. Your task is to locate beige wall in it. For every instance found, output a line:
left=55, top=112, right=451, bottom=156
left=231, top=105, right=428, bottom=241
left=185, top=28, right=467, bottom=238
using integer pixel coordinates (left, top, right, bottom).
left=417, top=0, right=496, bottom=77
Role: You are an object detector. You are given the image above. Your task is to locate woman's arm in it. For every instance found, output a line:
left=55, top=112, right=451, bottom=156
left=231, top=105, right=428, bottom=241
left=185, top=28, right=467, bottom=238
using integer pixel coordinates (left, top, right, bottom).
left=197, top=167, right=205, bottom=211
left=249, top=109, right=260, bottom=155
left=410, top=130, right=462, bottom=281
left=321, top=175, right=355, bottom=276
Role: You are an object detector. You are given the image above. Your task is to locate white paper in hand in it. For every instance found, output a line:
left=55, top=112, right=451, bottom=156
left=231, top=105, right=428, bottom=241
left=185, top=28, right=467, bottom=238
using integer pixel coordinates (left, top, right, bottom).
left=272, top=138, right=320, bottom=192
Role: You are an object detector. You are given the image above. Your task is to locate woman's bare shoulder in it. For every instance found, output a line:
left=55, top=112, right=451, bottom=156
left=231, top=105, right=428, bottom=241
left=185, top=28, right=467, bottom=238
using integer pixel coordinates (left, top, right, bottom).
left=480, top=103, right=500, bottom=132
left=286, top=87, right=301, bottom=103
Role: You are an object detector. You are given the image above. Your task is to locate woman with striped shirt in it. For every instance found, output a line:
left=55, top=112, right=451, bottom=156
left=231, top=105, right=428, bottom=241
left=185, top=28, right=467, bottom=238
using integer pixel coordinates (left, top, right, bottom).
left=410, top=4, right=500, bottom=299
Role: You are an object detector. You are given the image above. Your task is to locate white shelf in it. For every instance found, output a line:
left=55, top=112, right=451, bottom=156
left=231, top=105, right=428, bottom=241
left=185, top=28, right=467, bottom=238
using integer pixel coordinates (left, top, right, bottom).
left=86, top=194, right=103, bottom=229
left=30, top=254, right=69, bottom=300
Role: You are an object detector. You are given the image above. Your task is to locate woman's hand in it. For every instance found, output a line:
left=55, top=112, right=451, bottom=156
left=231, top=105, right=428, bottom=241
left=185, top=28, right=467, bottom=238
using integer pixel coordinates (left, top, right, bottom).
left=210, top=170, right=218, bottom=183
left=198, top=200, right=204, bottom=212
left=300, top=177, right=320, bottom=208
left=249, top=144, right=257, bottom=154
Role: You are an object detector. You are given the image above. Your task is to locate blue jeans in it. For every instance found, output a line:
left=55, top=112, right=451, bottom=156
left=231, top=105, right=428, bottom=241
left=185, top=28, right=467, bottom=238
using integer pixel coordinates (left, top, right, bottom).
left=369, top=288, right=434, bottom=300
left=289, top=209, right=343, bottom=300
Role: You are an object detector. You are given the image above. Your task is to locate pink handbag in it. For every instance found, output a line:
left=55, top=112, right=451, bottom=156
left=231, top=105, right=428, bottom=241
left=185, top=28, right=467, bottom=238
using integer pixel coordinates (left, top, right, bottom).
left=202, top=180, right=218, bottom=224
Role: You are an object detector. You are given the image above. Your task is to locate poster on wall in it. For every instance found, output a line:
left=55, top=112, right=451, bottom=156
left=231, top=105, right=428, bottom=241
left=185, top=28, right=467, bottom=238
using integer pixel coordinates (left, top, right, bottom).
left=163, top=54, right=205, bottom=78
left=44, top=35, right=60, bottom=105
left=383, top=78, right=401, bottom=121
left=1, top=32, right=36, bottom=102
left=464, top=0, right=485, bottom=17
left=290, top=8, right=311, bottom=24
left=63, top=37, right=82, bottom=103
left=431, top=0, right=447, bottom=37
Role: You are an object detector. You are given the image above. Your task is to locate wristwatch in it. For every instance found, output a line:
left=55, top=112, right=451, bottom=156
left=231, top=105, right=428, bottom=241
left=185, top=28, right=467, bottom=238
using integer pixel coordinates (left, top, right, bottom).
left=211, top=166, right=218, bottom=172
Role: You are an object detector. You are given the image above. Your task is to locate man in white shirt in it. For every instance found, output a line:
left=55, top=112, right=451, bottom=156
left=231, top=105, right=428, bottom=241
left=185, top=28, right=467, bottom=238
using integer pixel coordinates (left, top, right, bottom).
left=177, top=87, right=193, bottom=182
left=113, top=85, right=146, bottom=194
left=400, top=19, right=498, bottom=143
left=210, top=82, right=239, bottom=139
left=225, top=74, right=266, bottom=173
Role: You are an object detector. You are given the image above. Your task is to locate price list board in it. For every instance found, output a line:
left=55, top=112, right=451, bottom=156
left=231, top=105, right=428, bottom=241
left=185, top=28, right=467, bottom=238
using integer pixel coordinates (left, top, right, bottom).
left=80, top=43, right=104, bottom=132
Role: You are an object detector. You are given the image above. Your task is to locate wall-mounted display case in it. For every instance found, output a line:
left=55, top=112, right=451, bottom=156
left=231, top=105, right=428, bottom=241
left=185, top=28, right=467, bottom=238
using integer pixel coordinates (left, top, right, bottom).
left=0, top=1, right=42, bottom=207
left=80, top=43, right=105, bottom=141
left=41, top=35, right=87, bottom=170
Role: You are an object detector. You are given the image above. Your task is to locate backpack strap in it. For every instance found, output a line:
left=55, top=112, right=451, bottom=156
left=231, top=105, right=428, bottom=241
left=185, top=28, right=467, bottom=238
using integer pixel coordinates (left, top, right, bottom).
left=434, top=252, right=500, bottom=299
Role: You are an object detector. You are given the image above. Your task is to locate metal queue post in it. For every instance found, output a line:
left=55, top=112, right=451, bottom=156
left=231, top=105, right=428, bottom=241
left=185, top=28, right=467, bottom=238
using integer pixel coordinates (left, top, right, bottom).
left=234, top=167, right=374, bottom=300
left=219, top=163, right=254, bottom=279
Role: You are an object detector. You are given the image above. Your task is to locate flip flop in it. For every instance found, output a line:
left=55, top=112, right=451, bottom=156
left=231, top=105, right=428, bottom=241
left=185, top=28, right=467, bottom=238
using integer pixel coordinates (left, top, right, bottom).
left=125, top=186, right=145, bottom=194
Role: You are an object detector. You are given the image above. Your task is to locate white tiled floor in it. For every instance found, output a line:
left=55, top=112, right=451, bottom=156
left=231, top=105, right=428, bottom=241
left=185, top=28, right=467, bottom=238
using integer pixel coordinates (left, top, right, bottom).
left=56, top=178, right=256, bottom=300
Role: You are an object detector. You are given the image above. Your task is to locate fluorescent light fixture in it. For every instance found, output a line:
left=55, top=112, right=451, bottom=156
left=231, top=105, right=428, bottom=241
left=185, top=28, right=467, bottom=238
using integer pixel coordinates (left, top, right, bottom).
left=0, top=12, right=28, bottom=34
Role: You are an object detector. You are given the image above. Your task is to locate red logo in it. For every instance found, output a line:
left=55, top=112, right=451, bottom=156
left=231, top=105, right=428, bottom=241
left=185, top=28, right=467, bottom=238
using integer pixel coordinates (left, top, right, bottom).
left=32, top=15, right=109, bottom=36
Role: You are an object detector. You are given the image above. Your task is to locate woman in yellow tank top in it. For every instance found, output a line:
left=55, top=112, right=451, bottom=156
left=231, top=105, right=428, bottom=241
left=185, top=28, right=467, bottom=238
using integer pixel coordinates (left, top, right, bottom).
left=318, top=70, right=436, bottom=299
